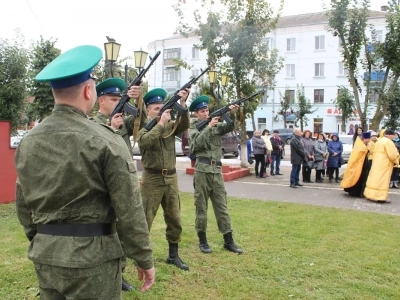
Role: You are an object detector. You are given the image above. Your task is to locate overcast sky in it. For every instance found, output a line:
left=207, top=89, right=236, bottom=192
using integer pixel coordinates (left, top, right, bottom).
left=0, top=0, right=391, bottom=62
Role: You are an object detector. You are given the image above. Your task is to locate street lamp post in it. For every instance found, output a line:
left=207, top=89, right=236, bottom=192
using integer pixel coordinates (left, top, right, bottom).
left=124, top=50, right=149, bottom=84
left=208, top=70, right=229, bottom=109
left=104, top=39, right=121, bottom=78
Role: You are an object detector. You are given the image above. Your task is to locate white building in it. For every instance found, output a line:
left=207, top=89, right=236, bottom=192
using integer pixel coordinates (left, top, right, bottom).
left=147, top=10, right=387, bottom=134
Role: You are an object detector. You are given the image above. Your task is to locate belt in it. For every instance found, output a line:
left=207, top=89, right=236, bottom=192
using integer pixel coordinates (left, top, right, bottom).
left=144, top=168, right=176, bottom=176
left=37, top=223, right=116, bottom=237
left=196, top=157, right=222, bottom=166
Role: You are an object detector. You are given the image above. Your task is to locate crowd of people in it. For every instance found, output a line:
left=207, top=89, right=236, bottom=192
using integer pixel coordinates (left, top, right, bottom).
left=342, top=128, right=400, bottom=203
left=250, top=129, right=346, bottom=185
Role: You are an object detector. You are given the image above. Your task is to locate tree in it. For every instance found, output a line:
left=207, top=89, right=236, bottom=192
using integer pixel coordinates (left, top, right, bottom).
left=174, top=0, right=284, bottom=166
left=334, top=86, right=356, bottom=133
left=383, top=84, right=400, bottom=129
left=371, top=0, right=400, bottom=129
left=278, top=88, right=293, bottom=129
left=0, top=31, right=29, bottom=132
left=292, top=84, right=317, bottom=131
left=325, top=0, right=400, bottom=130
left=29, top=36, right=61, bottom=122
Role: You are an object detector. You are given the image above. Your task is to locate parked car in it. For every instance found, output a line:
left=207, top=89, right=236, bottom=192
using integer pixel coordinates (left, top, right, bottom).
left=181, top=130, right=190, bottom=156
left=10, top=136, right=23, bottom=148
left=272, top=128, right=294, bottom=144
left=130, top=136, right=184, bottom=156
left=338, top=135, right=353, bottom=163
left=180, top=129, right=239, bottom=158
left=222, top=131, right=239, bottom=157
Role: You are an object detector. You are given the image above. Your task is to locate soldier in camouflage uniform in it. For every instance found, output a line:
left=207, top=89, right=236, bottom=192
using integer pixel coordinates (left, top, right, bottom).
left=189, top=95, right=243, bottom=254
left=15, top=45, right=155, bottom=300
left=92, top=78, right=146, bottom=291
left=93, top=78, right=147, bottom=154
left=137, top=88, right=190, bottom=270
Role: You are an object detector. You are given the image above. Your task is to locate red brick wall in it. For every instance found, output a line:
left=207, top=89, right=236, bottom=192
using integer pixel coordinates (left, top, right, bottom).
left=0, top=121, right=17, bottom=204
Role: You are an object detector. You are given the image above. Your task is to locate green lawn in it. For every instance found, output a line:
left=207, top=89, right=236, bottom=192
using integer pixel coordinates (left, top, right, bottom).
left=1, top=193, right=400, bottom=300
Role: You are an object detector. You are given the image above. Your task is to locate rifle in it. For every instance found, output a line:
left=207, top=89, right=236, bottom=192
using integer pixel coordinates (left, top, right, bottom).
left=110, top=51, right=161, bottom=118
left=144, top=67, right=210, bottom=131
left=195, top=91, right=264, bottom=131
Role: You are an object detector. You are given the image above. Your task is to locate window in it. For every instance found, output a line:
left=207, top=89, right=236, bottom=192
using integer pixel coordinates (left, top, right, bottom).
left=262, top=37, right=273, bottom=50
left=192, top=47, right=199, bottom=59
left=285, top=90, right=295, bottom=104
left=315, top=63, right=325, bottom=77
left=314, top=118, right=323, bottom=133
left=314, top=89, right=324, bottom=103
left=369, top=92, right=380, bottom=103
left=191, top=69, right=199, bottom=77
left=286, top=38, right=296, bottom=51
left=163, top=67, right=180, bottom=81
left=376, top=30, right=383, bottom=43
left=338, top=62, right=348, bottom=76
left=163, top=48, right=181, bottom=59
left=315, top=35, right=325, bottom=50
left=286, top=64, right=295, bottom=78
left=258, top=118, right=267, bottom=131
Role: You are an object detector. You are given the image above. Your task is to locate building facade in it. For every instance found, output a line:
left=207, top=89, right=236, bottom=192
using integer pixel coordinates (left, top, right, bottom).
left=147, top=10, right=387, bottom=134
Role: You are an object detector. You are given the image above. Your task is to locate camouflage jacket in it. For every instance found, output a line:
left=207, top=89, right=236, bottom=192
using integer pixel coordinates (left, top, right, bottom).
left=189, top=116, right=235, bottom=174
left=15, top=104, right=153, bottom=270
left=92, top=106, right=147, bottom=152
left=137, top=112, right=190, bottom=185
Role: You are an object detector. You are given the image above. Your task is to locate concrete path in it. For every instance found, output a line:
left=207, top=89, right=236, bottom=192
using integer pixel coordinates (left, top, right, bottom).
left=135, top=148, right=400, bottom=216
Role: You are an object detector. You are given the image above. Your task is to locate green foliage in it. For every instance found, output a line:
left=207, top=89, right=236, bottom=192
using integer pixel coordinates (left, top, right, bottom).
left=0, top=31, right=29, bottom=131
left=174, top=0, right=284, bottom=166
left=29, top=37, right=61, bottom=122
left=278, top=88, right=293, bottom=128
left=292, top=84, right=317, bottom=131
left=334, top=86, right=356, bottom=133
left=325, top=0, right=371, bottom=128
left=383, top=84, right=400, bottom=129
left=325, top=0, right=400, bottom=130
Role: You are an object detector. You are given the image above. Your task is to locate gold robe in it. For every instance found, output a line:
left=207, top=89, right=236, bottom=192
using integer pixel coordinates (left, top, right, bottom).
left=364, top=136, right=400, bottom=201
left=341, top=138, right=368, bottom=189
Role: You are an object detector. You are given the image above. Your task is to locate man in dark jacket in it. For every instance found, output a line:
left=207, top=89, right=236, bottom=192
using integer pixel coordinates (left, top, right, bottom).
left=290, top=128, right=306, bottom=188
left=270, top=130, right=284, bottom=176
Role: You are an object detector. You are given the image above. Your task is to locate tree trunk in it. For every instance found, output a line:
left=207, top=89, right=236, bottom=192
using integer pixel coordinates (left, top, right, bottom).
left=371, top=73, right=400, bottom=131
left=239, top=121, right=249, bottom=168
left=251, top=112, right=256, bottom=131
left=341, top=117, right=346, bottom=135
left=300, top=117, right=304, bottom=131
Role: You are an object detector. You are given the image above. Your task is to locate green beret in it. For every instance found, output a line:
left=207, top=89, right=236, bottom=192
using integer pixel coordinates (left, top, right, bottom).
left=35, top=45, right=102, bottom=89
left=96, top=78, right=126, bottom=97
left=143, top=88, right=167, bottom=106
left=189, top=95, right=210, bottom=112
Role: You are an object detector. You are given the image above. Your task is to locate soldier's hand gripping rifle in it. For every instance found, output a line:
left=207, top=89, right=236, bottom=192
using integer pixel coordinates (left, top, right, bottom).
left=144, top=67, right=210, bottom=131
left=195, top=91, right=264, bottom=131
left=110, top=51, right=161, bottom=118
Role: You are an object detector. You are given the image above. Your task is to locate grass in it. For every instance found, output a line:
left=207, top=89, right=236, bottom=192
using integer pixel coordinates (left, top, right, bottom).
left=1, top=193, right=400, bottom=299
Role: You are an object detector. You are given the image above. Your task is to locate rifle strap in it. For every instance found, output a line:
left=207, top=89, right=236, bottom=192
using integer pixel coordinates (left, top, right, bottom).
left=132, top=92, right=143, bottom=148
left=162, top=113, right=181, bottom=139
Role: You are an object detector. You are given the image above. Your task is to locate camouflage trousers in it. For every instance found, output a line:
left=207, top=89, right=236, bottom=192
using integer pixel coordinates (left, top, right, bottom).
left=141, top=175, right=182, bottom=244
left=33, top=259, right=121, bottom=300
left=193, top=171, right=232, bottom=234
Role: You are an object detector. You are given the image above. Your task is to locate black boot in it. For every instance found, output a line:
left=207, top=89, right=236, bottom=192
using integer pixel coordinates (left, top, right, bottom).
left=166, top=243, right=189, bottom=271
left=197, top=232, right=212, bottom=253
left=223, top=232, right=243, bottom=254
left=122, top=276, right=134, bottom=291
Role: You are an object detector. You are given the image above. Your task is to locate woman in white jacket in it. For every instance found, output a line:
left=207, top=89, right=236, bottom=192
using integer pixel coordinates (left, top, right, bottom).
left=261, top=129, right=272, bottom=177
